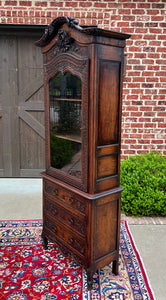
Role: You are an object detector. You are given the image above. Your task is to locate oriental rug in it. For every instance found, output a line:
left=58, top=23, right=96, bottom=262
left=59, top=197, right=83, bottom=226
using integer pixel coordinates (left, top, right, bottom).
left=0, top=220, right=155, bottom=300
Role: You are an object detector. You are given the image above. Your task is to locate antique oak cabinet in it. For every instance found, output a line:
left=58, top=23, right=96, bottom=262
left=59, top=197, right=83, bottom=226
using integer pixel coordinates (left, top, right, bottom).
left=36, top=16, right=130, bottom=289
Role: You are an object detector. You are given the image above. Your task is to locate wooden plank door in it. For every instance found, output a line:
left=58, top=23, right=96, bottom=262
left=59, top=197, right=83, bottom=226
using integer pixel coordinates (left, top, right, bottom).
left=0, top=28, right=45, bottom=177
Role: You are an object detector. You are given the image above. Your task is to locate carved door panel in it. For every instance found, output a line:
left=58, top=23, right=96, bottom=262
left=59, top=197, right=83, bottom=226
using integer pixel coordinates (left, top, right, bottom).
left=0, top=28, right=45, bottom=177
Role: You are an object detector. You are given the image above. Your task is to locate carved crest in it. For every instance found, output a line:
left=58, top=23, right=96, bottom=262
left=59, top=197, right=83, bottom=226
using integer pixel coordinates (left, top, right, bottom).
left=53, top=29, right=79, bottom=56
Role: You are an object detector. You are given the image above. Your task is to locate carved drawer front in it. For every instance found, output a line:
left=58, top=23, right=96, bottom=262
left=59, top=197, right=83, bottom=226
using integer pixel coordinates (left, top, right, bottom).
left=44, top=197, right=86, bottom=237
left=44, top=215, right=86, bottom=256
left=44, top=180, right=87, bottom=215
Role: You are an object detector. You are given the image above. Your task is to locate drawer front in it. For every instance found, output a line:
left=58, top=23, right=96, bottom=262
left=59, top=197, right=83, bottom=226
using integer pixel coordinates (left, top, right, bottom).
left=44, top=180, right=87, bottom=215
left=44, top=197, right=86, bottom=237
left=44, top=215, right=86, bottom=256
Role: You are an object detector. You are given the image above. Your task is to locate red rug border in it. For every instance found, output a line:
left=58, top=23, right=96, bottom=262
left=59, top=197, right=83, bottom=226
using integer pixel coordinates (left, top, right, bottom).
left=125, top=220, right=155, bottom=300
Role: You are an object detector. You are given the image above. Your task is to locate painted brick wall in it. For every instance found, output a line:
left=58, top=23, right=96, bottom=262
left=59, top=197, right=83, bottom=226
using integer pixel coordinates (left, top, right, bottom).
left=0, top=0, right=165, bottom=159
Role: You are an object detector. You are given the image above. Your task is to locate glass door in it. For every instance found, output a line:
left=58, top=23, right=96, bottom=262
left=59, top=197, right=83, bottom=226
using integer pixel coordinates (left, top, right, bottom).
left=49, top=71, right=82, bottom=179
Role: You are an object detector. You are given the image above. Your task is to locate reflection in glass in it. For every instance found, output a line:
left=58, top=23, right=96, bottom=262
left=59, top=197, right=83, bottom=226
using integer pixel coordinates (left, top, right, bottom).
left=49, top=72, right=82, bottom=99
left=49, top=72, right=82, bottom=179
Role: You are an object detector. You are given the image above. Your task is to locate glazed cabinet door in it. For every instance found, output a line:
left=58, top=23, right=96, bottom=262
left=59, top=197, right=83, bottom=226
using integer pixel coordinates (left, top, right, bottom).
left=44, top=53, right=89, bottom=192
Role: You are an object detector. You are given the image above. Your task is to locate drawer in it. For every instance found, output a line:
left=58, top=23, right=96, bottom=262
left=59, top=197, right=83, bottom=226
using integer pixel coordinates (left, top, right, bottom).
left=44, top=215, right=86, bottom=256
left=44, top=180, right=88, bottom=216
left=44, top=197, right=86, bottom=237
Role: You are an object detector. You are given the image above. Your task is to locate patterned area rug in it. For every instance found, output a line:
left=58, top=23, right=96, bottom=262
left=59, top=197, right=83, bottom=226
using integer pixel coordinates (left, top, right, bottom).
left=0, top=220, right=155, bottom=300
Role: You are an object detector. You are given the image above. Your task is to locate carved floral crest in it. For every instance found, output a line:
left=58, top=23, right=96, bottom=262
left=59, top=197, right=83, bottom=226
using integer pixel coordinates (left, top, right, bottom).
left=53, top=29, right=79, bottom=56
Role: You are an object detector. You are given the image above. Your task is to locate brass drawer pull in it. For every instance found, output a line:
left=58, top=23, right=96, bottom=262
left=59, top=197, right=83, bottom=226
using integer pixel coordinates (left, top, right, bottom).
left=80, top=247, right=84, bottom=254
left=53, top=189, right=58, bottom=196
left=52, top=208, right=57, bottom=216
left=68, top=217, right=74, bottom=225
left=52, top=225, right=57, bottom=234
left=76, top=201, right=81, bottom=208
left=68, top=237, right=73, bottom=245
left=69, top=197, right=74, bottom=205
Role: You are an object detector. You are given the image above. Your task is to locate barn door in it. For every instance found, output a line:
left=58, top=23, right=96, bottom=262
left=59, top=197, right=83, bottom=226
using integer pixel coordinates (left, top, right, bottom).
left=0, top=26, right=45, bottom=177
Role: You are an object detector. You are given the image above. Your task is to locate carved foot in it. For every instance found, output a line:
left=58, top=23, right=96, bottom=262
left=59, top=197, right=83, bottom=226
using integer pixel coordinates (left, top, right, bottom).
left=87, top=271, right=94, bottom=290
left=112, top=259, right=119, bottom=275
left=42, top=233, right=48, bottom=250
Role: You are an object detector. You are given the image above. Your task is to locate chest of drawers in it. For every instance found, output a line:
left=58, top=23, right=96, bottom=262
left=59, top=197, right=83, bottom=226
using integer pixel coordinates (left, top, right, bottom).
left=41, top=173, right=122, bottom=289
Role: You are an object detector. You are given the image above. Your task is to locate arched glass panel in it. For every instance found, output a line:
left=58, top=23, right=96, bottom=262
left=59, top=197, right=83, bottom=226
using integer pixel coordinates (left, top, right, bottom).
left=49, top=72, right=82, bottom=179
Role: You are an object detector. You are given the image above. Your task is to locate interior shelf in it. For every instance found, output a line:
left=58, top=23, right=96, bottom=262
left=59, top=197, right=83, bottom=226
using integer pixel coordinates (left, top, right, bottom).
left=51, top=97, right=82, bottom=102
left=56, top=133, right=81, bottom=143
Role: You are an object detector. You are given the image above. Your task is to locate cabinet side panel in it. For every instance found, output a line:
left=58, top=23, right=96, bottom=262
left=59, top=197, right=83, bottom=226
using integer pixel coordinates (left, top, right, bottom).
left=94, top=199, right=118, bottom=260
left=97, top=153, right=118, bottom=179
left=98, top=60, right=120, bottom=146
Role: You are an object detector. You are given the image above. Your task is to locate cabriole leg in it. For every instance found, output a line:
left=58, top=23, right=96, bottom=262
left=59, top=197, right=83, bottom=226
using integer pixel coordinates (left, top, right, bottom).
left=42, top=232, right=48, bottom=250
left=112, top=259, right=119, bottom=275
left=87, top=270, right=94, bottom=290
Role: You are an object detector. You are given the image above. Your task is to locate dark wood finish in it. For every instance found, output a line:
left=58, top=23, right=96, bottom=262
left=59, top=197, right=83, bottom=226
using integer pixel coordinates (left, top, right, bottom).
left=36, top=16, right=130, bottom=290
left=98, top=60, right=120, bottom=145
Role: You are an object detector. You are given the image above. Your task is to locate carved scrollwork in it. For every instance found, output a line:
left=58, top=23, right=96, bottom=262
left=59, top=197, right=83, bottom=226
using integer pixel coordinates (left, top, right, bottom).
left=53, top=30, right=80, bottom=56
left=46, top=53, right=88, bottom=81
left=74, top=240, right=85, bottom=255
left=44, top=217, right=85, bottom=256
left=45, top=221, right=57, bottom=236
left=75, top=219, right=86, bottom=235
left=45, top=199, right=86, bottom=235
left=55, top=239, right=85, bottom=266
left=67, top=235, right=85, bottom=255
left=45, top=182, right=53, bottom=194
left=45, top=201, right=58, bottom=217
left=75, top=200, right=86, bottom=214
left=35, top=16, right=80, bottom=47
left=45, top=182, right=58, bottom=197
left=67, top=216, right=86, bottom=236
left=35, top=16, right=130, bottom=48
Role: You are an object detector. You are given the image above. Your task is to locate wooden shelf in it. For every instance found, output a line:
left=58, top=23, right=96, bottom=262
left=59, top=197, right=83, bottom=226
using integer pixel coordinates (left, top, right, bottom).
left=56, top=133, right=81, bottom=143
left=50, top=97, right=82, bottom=102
